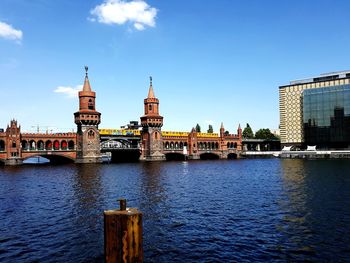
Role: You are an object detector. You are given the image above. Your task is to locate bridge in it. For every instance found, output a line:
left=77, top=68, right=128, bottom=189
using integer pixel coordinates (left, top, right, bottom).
left=1, top=68, right=243, bottom=165
left=0, top=120, right=77, bottom=165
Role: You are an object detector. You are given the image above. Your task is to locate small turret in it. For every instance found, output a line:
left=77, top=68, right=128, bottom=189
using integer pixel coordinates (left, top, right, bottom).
left=220, top=122, right=225, bottom=137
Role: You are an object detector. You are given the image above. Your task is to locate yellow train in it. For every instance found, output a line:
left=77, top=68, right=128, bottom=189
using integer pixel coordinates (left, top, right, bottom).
left=99, top=129, right=219, bottom=138
left=99, top=129, right=141, bottom=136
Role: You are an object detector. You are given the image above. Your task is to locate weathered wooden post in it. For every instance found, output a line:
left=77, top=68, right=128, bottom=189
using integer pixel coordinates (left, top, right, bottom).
left=104, top=199, right=143, bottom=263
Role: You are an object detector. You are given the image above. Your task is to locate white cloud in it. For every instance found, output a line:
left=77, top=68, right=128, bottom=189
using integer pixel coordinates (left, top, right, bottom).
left=90, top=0, right=158, bottom=31
left=0, top=21, right=23, bottom=42
left=54, top=85, right=82, bottom=98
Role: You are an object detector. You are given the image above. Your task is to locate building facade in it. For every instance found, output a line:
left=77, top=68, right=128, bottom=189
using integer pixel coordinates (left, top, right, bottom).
left=279, top=71, right=350, bottom=149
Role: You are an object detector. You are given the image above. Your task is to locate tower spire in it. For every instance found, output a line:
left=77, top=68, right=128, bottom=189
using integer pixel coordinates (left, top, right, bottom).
left=83, top=65, right=91, bottom=92
left=148, top=76, right=155, bottom=98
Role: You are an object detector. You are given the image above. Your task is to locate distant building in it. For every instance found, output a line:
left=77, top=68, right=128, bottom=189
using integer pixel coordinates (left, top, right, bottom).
left=279, top=71, right=350, bottom=149
left=120, top=121, right=141, bottom=130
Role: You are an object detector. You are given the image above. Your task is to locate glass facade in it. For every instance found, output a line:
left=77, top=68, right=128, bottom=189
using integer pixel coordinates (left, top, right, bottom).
left=303, top=84, right=350, bottom=149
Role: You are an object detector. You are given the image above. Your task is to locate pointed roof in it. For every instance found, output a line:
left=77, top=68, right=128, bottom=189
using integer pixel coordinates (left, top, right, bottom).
left=83, top=65, right=92, bottom=92
left=147, top=76, right=155, bottom=98
left=220, top=122, right=224, bottom=129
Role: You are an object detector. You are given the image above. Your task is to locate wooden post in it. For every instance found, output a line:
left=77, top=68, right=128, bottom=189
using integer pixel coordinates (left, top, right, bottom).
left=104, top=199, right=143, bottom=263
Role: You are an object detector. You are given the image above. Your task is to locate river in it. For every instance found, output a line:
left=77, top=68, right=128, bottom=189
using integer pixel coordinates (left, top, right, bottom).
left=1, top=159, right=350, bottom=262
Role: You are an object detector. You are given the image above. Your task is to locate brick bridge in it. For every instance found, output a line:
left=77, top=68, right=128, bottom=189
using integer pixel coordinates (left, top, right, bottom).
left=0, top=120, right=77, bottom=165
left=1, top=69, right=242, bottom=165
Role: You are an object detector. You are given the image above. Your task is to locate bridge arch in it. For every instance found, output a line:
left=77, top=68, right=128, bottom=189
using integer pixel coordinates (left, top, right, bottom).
left=100, top=138, right=134, bottom=149
left=227, top=153, right=238, bottom=159
left=22, top=153, right=75, bottom=164
left=200, top=152, right=220, bottom=160
left=165, top=152, right=186, bottom=161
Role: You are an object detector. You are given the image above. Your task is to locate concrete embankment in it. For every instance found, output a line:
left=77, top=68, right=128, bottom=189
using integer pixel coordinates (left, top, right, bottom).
left=242, top=150, right=350, bottom=159
left=280, top=150, right=350, bottom=159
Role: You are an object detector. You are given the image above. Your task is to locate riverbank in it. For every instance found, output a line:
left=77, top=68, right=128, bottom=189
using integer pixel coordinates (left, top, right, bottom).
left=243, top=150, right=350, bottom=159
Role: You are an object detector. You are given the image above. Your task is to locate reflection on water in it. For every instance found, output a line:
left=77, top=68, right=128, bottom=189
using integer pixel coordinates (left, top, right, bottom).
left=279, top=159, right=350, bottom=261
left=1, top=159, right=350, bottom=262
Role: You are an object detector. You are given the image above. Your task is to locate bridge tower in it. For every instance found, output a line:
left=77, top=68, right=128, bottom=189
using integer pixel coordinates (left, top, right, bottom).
left=74, top=66, right=102, bottom=163
left=220, top=122, right=228, bottom=151
left=140, top=77, right=165, bottom=161
left=4, top=120, right=23, bottom=165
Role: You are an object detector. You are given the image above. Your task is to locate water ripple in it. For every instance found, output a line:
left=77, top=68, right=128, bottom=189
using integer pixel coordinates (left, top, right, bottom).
left=1, top=159, right=350, bottom=262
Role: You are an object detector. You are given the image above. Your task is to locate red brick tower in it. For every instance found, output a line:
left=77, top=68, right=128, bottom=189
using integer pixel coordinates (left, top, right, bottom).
left=220, top=122, right=227, bottom=150
left=4, top=120, right=22, bottom=165
left=74, top=66, right=102, bottom=163
left=140, top=77, right=165, bottom=160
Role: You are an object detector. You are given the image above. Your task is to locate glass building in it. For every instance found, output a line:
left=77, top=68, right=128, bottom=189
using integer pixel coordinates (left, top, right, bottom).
left=279, top=71, right=350, bottom=149
left=303, top=85, right=350, bottom=149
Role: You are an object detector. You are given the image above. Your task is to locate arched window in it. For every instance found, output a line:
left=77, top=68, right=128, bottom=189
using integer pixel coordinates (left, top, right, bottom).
left=53, top=140, right=60, bottom=150
left=149, top=105, right=152, bottom=111
left=38, top=140, right=44, bottom=150
left=29, top=140, right=36, bottom=150
left=68, top=140, right=75, bottom=150
left=0, top=140, right=5, bottom=151
left=154, top=132, right=158, bottom=139
left=88, top=130, right=95, bottom=139
left=88, top=99, right=94, bottom=110
left=21, top=140, right=28, bottom=150
left=46, top=140, right=52, bottom=150
left=12, top=141, right=16, bottom=148
left=61, top=140, right=67, bottom=150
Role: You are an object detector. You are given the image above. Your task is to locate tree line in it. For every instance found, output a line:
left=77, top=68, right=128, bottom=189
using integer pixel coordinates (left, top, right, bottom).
left=194, top=123, right=279, bottom=140
left=242, top=123, right=278, bottom=140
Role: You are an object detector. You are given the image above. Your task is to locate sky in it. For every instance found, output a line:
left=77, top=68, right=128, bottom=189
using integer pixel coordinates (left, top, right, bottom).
left=1, top=0, right=350, bottom=134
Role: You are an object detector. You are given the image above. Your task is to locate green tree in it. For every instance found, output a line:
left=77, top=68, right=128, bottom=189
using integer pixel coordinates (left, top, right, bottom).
left=255, top=128, right=278, bottom=140
left=224, top=130, right=230, bottom=136
left=242, top=123, right=254, bottom=138
left=195, top=123, right=201, bottom=132
left=207, top=124, right=213, bottom=133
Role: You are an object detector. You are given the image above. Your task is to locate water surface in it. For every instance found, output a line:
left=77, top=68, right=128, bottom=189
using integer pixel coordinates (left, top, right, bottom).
left=1, top=159, right=350, bottom=262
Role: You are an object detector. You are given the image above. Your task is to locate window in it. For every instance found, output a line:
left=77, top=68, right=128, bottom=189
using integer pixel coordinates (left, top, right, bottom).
left=88, top=99, right=94, bottom=110
left=149, top=105, right=152, bottom=111
left=88, top=130, right=95, bottom=139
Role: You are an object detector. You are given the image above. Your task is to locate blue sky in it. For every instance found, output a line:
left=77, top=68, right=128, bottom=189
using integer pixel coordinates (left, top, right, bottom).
left=1, top=0, right=350, bottom=134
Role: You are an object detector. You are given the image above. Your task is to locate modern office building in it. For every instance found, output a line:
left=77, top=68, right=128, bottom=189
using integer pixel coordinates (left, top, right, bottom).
left=279, top=71, right=350, bottom=149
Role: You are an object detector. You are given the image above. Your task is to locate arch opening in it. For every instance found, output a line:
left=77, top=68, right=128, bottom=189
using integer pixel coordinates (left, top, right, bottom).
left=68, top=140, right=75, bottom=150
left=165, top=152, right=186, bottom=161
left=38, top=140, right=44, bottom=150
left=227, top=153, right=238, bottom=159
left=200, top=152, right=219, bottom=160
left=29, top=140, right=36, bottom=150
